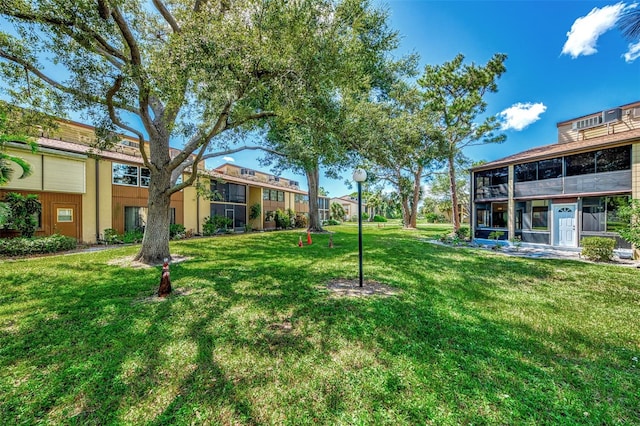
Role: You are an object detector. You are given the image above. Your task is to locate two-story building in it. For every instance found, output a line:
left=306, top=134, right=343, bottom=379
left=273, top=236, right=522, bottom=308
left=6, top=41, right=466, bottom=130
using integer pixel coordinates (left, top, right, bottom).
left=470, top=100, right=640, bottom=251
left=1, top=117, right=311, bottom=241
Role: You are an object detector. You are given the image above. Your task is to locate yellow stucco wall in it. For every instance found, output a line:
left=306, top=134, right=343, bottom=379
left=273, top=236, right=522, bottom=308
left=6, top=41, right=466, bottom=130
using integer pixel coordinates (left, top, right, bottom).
left=633, top=143, right=640, bottom=200
left=248, top=186, right=263, bottom=230
left=82, top=159, right=97, bottom=243
left=97, top=160, right=113, bottom=240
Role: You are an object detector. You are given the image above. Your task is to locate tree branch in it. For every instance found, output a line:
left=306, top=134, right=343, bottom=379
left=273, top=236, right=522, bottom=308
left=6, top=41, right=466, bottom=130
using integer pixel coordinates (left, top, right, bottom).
left=8, top=9, right=127, bottom=63
left=0, top=48, right=139, bottom=115
left=152, top=0, right=181, bottom=33
left=169, top=145, right=284, bottom=195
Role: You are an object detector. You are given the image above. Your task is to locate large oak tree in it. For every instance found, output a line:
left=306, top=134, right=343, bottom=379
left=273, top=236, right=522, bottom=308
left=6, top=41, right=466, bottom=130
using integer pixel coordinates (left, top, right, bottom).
left=0, top=0, right=389, bottom=263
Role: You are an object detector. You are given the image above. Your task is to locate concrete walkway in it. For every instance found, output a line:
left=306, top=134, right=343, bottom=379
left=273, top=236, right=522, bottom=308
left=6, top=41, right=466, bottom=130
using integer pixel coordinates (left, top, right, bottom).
left=426, top=239, right=638, bottom=267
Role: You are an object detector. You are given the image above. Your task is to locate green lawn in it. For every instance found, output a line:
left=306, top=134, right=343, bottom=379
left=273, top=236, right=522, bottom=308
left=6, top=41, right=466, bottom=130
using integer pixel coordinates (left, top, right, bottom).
left=1, top=223, right=639, bottom=425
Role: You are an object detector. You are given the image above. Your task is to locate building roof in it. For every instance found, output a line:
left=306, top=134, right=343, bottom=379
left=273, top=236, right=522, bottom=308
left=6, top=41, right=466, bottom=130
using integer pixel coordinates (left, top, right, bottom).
left=472, top=127, right=640, bottom=172
left=34, top=137, right=309, bottom=195
left=208, top=170, right=307, bottom=195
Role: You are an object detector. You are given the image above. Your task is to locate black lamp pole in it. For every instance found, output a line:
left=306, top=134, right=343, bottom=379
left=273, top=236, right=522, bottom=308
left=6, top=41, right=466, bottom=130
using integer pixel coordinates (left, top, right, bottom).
left=357, top=179, right=364, bottom=287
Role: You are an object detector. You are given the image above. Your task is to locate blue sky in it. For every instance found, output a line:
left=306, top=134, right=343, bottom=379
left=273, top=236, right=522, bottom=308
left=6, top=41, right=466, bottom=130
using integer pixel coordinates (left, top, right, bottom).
left=223, top=0, right=639, bottom=197
left=3, top=2, right=639, bottom=197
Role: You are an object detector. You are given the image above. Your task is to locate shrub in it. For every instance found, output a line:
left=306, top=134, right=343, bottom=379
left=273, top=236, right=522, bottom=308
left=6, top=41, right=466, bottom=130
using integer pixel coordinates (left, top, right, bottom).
left=274, top=209, right=290, bottom=229
left=102, top=228, right=122, bottom=244
left=324, top=219, right=340, bottom=226
left=373, top=215, right=387, bottom=222
left=456, top=226, right=470, bottom=240
left=249, top=203, right=261, bottom=220
left=0, top=234, right=76, bottom=256
left=170, top=223, right=186, bottom=239
left=123, top=230, right=144, bottom=243
left=362, top=212, right=369, bottom=220
left=581, top=237, right=615, bottom=262
left=294, top=213, right=308, bottom=229
left=425, top=212, right=447, bottom=223
left=203, top=215, right=233, bottom=236
left=3, top=192, right=41, bottom=238
left=488, top=230, right=505, bottom=241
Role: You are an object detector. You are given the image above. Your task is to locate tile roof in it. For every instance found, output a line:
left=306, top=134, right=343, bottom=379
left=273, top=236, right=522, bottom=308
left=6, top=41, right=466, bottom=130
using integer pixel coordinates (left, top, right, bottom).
left=472, top=127, right=640, bottom=171
left=36, top=137, right=309, bottom=195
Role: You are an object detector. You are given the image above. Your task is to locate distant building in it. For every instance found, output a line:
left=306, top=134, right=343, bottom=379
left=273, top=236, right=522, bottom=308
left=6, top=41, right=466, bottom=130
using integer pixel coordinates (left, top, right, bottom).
left=331, top=195, right=373, bottom=220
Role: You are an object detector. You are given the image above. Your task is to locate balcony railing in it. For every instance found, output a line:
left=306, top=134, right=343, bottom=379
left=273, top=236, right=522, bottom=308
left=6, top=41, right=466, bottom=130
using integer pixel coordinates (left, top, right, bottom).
left=514, top=170, right=631, bottom=198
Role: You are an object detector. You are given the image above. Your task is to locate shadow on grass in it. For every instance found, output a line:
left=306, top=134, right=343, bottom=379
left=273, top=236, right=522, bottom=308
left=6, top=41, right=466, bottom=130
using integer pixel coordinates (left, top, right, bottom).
left=1, top=229, right=638, bottom=424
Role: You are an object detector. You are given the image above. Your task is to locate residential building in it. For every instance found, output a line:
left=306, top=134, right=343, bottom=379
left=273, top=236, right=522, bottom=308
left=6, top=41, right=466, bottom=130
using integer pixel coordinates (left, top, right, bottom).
left=470, top=100, right=640, bottom=250
left=0, top=117, right=311, bottom=241
left=331, top=195, right=373, bottom=221
left=209, top=163, right=308, bottom=231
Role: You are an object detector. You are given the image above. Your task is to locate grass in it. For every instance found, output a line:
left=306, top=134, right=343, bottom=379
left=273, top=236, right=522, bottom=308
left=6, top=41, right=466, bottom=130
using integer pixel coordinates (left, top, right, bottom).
left=1, top=222, right=639, bottom=425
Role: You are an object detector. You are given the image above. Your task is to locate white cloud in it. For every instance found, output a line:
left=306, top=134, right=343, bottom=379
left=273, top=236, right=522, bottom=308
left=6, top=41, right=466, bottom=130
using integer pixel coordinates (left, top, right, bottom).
left=223, top=156, right=235, bottom=162
left=623, top=40, right=640, bottom=62
left=561, top=2, right=630, bottom=58
left=499, top=102, right=547, bottom=131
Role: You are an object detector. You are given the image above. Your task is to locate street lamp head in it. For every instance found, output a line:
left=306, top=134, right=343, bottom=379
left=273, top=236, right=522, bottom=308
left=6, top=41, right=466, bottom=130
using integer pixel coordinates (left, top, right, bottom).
left=352, top=168, right=367, bottom=183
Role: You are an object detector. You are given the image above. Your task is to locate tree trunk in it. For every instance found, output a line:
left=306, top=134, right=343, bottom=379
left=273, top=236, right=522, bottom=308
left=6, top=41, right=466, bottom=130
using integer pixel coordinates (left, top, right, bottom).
left=408, top=167, right=423, bottom=229
left=306, top=166, right=324, bottom=232
left=401, top=197, right=413, bottom=229
left=448, top=154, right=461, bottom=234
left=134, top=136, right=173, bottom=264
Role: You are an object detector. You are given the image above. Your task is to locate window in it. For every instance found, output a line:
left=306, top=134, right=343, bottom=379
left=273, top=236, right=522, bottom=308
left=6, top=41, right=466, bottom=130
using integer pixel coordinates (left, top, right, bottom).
left=57, top=208, right=73, bottom=222
left=515, top=162, right=537, bottom=182
left=474, top=167, right=508, bottom=198
left=124, top=206, right=147, bottom=232
left=492, top=203, right=508, bottom=228
left=277, top=191, right=284, bottom=202
left=595, top=145, right=631, bottom=173
left=270, top=189, right=277, bottom=201
left=537, top=158, right=563, bottom=180
left=112, top=163, right=139, bottom=186
left=476, top=203, right=490, bottom=228
left=565, top=152, right=595, bottom=176
left=140, top=167, right=151, bottom=187
left=531, top=200, right=549, bottom=230
left=210, top=181, right=246, bottom=203
left=606, top=196, right=630, bottom=233
left=583, top=196, right=630, bottom=232
left=515, top=209, right=523, bottom=230
left=170, top=207, right=176, bottom=225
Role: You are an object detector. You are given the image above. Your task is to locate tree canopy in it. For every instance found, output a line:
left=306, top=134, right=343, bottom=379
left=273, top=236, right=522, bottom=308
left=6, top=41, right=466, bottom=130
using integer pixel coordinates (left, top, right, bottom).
left=0, top=0, right=394, bottom=263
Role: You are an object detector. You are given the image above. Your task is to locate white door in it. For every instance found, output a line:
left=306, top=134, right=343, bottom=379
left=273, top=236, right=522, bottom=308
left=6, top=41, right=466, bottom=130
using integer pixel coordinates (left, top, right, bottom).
left=553, top=204, right=577, bottom=247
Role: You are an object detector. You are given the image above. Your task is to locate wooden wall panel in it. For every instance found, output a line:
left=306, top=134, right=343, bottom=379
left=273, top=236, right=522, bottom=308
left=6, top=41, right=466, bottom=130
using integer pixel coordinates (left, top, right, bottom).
left=0, top=189, right=82, bottom=239
left=110, top=184, right=184, bottom=234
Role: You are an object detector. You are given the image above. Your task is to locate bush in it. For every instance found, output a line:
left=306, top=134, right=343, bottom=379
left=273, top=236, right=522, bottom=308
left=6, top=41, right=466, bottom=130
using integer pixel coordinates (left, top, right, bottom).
left=324, top=219, right=340, bottom=226
left=170, top=223, right=186, bottom=239
left=102, top=228, right=122, bottom=244
left=456, top=226, right=470, bottom=240
left=203, top=215, right=233, bottom=236
left=123, top=230, right=144, bottom=244
left=3, top=192, right=42, bottom=238
left=0, top=234, right=77, bottom=256
left=425, top=212, right=446, bottom=223
left=581, top=237, right=615, bottom=262
left=294, top=213, right=308, bottom=229
left=373, top=215, right=387, bottom=222
left=274, top=209, right=290, bottom=229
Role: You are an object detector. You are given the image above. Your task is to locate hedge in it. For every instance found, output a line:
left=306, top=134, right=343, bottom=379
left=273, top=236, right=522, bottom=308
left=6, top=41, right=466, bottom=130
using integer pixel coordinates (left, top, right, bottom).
left=0, top=234, right=77, bottom=256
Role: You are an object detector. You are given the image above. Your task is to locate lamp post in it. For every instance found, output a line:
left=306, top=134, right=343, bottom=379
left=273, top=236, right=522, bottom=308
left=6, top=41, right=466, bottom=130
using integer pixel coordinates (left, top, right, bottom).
left=352, top=168, right=367, bottom=287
